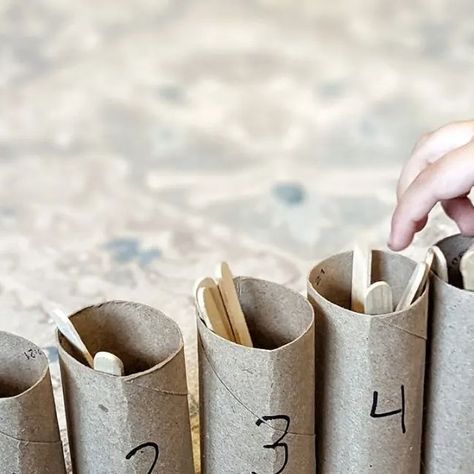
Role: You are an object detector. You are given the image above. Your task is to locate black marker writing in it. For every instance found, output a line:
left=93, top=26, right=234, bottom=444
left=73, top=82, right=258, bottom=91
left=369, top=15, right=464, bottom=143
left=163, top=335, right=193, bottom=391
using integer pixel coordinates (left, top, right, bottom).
left=451, top=250, right=464, bottom=268
left=370, top=385, right=406, bottom=434
left=23, top=348, right=42, bottom=360
left=125, top=442, right=159, bottom=474
left=252, top=415, right=290, bottom=474
left=315, top=268, right=326, bottom=286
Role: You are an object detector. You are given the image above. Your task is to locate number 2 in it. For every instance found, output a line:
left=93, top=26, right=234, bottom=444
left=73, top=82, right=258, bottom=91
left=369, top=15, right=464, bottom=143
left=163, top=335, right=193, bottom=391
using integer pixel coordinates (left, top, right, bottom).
left=125, top=442, right=159, bottom=474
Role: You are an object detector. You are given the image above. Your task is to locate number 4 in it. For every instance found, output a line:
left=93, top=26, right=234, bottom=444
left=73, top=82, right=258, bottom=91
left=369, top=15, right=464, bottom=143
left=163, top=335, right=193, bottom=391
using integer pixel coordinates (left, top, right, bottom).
left=370, top=384, right=406, bottom=434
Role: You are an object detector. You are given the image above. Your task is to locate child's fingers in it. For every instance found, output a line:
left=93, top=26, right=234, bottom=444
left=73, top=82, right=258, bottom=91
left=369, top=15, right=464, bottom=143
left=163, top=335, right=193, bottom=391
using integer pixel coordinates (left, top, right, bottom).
left=389, top=140, right=474, bottom=250
left=396, top=133, right=435, bottom=200
left=397, top=121, right=474, bottom=200
left=414, top=216, right=429, bottom=233
left=397, top=158, right=427, bottom=201
left=441, top=197, right=474, bottom=235
left=411, top=121, right=474, bottom=162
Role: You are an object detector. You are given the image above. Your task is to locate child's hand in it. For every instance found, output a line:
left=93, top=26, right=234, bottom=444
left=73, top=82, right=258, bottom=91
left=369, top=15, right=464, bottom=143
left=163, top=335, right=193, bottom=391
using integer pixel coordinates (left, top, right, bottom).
left=389, top=120, right=474, bottom=251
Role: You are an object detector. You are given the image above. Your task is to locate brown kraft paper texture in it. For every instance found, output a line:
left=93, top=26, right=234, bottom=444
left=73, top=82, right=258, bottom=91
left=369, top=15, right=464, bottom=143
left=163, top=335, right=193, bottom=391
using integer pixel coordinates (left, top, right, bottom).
left=0, top=331, right=66, bottom=473
left=57, top=300, right=194, bottom=474
left=197, top=276, right=316, bottom=474
left=423, top=234, right=474, bottom=473
left=308, top=250, right=428, bottom=474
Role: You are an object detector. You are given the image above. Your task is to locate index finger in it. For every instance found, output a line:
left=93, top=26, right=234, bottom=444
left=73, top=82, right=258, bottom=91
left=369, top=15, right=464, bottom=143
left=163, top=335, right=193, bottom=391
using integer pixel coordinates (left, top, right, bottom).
left=389, top=140, right=474, bottom=250
left=397, top=121, right=474, bottom=200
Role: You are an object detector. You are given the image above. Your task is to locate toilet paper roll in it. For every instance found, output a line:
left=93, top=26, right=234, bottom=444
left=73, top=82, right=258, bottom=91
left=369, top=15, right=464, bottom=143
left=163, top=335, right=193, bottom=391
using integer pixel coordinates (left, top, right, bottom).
left=0, top=331, right=66, bottom=473
left=308, top=250, right=428, bottom=474
left=57, top=300, right=194, bottom=474
left=197, top=276, right=316, bottom=474
left=423, top=234, right=474, bottom=473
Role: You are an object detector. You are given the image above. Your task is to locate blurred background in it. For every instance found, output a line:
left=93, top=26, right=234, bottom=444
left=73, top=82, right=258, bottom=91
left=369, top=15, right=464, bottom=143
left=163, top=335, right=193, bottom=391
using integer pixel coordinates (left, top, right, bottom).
left=0, top=0, right=470, bottom=469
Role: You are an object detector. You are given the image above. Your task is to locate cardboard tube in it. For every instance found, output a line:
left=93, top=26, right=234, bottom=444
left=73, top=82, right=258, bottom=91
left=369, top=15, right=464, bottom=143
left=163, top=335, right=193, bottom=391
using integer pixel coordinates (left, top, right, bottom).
left=198, top=276, right=316, bottom=473
left=307, top=250, right=428, bottom=473
left=0, top=331, right=66, bottom=473
left=57, top=301, right=194, bottom=474
left=423, top=234, right=474, bottom=473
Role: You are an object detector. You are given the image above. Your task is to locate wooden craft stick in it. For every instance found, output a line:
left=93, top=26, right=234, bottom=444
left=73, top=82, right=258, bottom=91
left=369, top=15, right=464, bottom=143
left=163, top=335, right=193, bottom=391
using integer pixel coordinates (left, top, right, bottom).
left=396, top=262, right=430, bottom=311
left=351, top=244, right=372, bottom=313
left=194, top=277, right=235, bottom=340
left=194, top=278, right=214, bottom=329
left=197, top=286, right=235, bottom=341
left=51, top=307, right=124, bottom=374
left=460, top=244, right=474, bottom=290
left=93, top=351, right=124, bottom=376
left=216, top=262, right=253, bottom=347
left=425, top=246, right=449, bottom=282
left=364, top=281, right=393, bottom=315
left=50, top=308, right=94, bottom=367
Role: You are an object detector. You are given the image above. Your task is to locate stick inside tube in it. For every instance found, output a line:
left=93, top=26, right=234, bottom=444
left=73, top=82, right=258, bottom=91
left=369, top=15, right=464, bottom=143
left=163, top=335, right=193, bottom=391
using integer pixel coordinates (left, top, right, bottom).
left=195, top=262, right=253, bottom=347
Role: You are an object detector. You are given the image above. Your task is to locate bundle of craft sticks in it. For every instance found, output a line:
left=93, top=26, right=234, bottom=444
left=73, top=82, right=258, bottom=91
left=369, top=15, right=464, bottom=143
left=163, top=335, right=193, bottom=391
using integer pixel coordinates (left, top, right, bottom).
left=195, top=262, right=253, bottom=347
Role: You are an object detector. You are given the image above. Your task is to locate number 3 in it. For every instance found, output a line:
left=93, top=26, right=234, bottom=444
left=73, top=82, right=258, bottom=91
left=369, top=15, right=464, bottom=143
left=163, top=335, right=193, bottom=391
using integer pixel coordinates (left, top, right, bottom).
left=252, top=415, right=290, bottom=474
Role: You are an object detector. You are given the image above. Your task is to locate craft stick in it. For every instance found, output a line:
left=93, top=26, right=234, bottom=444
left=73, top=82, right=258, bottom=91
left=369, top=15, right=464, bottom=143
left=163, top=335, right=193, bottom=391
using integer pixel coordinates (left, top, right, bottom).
left=194, top=281, right=213, bottom=329
left=351, top=244, right=372, bottom=312
left=216, top=262, right=253, bottom=347
left=414, top=262, right=431, bottom=301
left=425, top=246, right=449, bottom=282
left=460, top=244, right=474, bottom=290
left=364, top=281, right=393, bottom=315
left=194, top=277, right=235, bottom=340
left=197, top=287, right=235, bottom=341
left=396, top=262, right=429, bottom=311
left=51, top=308, right=123, bottom=374
left=93, top=351, right=124, bottom=376
left=50, top=308, right=94, bottom=367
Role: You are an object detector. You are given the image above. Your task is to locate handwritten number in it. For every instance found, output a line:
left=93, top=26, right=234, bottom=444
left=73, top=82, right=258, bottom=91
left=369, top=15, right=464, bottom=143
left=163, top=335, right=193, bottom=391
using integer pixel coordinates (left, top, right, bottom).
left=125, top=442, right=159, bottom=474
left=252, top=415, right=290, bottom=474
left=370, top=385, right=406, bottom=434
left=24, top=348, right=42, bottom=360
left=315, top=268, right=326, bottom=286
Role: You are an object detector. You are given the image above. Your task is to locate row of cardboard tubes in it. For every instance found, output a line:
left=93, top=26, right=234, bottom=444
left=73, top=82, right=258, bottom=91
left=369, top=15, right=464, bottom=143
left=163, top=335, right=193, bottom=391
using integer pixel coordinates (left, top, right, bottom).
left=0, top=235, right=474, bottom=472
